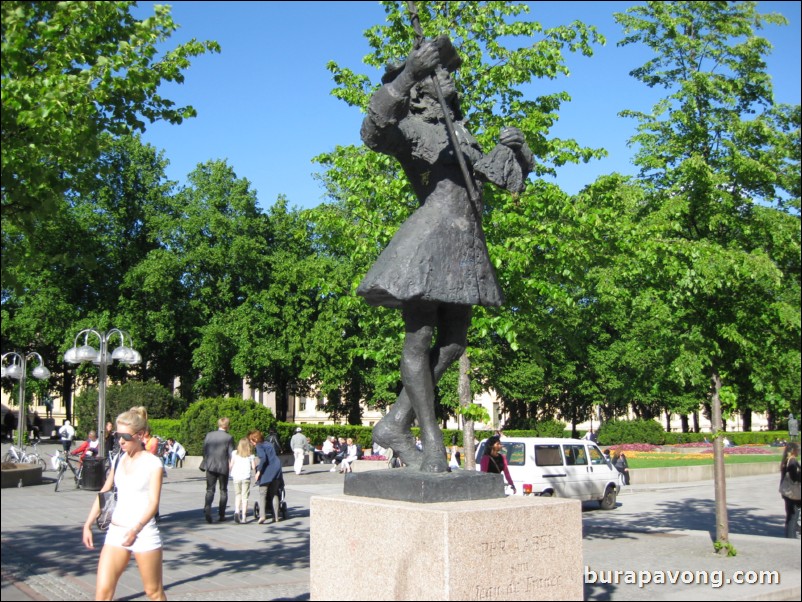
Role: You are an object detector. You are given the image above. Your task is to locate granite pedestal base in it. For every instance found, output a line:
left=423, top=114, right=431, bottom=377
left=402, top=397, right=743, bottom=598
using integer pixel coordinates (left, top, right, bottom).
left=310, top=494, right=583, bottom=601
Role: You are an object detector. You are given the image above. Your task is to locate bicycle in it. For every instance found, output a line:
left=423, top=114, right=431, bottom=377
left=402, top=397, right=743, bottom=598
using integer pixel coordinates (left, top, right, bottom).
left=3, top=441, right=48, bottom=471
left=53, top=451, right=83, bottom=492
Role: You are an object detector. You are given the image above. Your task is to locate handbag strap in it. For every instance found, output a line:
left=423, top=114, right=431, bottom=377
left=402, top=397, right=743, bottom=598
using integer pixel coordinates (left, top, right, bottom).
left=110, top=452, right=123, bottom=499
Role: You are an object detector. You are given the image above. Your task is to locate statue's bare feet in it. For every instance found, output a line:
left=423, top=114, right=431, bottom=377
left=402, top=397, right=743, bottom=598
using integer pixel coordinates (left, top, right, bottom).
left=419, top=435, right=449, bottom=473
left=373, top=420, right=423, bottom=467
left=419, top=450, right=449, bottom=473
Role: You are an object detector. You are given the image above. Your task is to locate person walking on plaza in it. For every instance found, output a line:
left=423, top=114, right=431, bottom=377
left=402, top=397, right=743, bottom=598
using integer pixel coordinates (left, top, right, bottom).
left=779, top=442, right=801, bottom=539
left=82, top=406, right=166, bottom=601
left=290, top=427, right=307, bottom=475
left=203, top=417, right=234, bottom=523
left=480, top=435, right=516, bottom=494
left=230, top=437, right=256, bottom=523
left=267, top=426, right=283, bottom=454
left=58, top=419, right=75, bottom=453
left=250, top=430, right=283, bottom=524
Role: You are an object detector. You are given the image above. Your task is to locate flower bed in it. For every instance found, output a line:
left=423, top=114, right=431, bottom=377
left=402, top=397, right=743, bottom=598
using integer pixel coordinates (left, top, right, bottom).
left=604, top=443, right=660, bottom=452
left=359, top=455, right=387, bottom=461
left=671, top=442, right=713, bottom=448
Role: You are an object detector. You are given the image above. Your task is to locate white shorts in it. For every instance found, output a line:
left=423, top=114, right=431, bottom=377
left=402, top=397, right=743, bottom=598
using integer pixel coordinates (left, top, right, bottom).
left=104, top=522, right=162, bottom=553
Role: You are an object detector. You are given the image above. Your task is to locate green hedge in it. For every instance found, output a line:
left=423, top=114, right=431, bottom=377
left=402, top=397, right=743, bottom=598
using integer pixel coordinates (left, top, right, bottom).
left=178, top=397, right=276, bottom=456
left=663, top=430, right=789, bottom=445
left=598, top=419, right=667, bottom=446
left=148, top=418, right=181, bottom=442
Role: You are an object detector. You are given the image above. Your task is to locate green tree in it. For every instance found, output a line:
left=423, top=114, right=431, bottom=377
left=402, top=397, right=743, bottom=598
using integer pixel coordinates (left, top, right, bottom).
left=160, top=160, right=271, bottom=398
left=1, top=1, right=219, bottom=287
left=614, top=0, right=798, bottom=552
left=2, top=135, right=175, bottom=420
left=225, top=199, right=323, bottom=420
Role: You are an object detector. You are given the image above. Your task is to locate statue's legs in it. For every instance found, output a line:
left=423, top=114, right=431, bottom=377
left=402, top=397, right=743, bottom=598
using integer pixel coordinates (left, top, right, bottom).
left=373, top=303, right=471, bottom=471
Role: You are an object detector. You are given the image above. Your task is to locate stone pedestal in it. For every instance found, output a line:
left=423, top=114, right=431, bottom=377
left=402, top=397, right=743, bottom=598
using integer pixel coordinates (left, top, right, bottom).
left=310, top=494, right=583, bottom=601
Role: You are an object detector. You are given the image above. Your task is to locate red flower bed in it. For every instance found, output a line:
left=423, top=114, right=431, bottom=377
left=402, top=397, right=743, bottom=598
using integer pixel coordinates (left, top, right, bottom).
left=672, top=442, right=713, bottom=448
left=359, top=455, right=387, bottom=461
left=605, top=443, right=659, bottom=452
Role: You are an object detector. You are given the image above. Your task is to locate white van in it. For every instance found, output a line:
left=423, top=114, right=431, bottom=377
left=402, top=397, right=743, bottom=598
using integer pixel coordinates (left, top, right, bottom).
left=475, top=437, right=620, bottom=509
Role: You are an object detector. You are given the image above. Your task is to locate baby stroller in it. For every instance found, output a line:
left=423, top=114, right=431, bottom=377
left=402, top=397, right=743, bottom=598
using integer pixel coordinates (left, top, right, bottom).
left=253, top=474, right=288, bottom=521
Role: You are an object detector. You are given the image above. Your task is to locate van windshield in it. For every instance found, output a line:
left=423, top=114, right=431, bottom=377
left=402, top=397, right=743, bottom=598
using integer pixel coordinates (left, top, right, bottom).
left=535, top=444, right=562, bottom=466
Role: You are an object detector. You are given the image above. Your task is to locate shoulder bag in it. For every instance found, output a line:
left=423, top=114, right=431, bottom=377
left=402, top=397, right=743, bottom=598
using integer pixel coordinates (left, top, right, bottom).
left=779, top=472, right=801, bottom=501
left=96, top=454, right=122, bottom=531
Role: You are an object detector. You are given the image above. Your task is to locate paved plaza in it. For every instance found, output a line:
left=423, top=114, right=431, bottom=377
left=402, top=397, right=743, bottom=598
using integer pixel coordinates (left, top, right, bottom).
left=1, top=441, right=799, bottom=601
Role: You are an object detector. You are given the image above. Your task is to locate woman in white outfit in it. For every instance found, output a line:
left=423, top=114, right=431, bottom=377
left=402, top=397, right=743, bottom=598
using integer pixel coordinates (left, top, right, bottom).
left=339, top=438, right=359, bottom=473
left=82, top=406, right=166, bottom=601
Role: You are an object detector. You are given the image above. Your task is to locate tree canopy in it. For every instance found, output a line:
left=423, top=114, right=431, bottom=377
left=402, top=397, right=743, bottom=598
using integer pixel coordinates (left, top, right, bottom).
left=1, top=1, right=219, bottom=286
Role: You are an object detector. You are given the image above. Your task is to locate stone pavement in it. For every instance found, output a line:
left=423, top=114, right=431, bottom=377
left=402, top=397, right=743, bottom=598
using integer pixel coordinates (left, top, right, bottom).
left=1, top=441, right=799, bottom=601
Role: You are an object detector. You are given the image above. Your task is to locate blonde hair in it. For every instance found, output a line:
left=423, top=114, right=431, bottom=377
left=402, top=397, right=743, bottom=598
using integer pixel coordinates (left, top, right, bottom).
left=116, top=406, right=149, bottom=434
left=236, top=437, right=252, bottom=458
left=218, top=417, right=230, bottom=430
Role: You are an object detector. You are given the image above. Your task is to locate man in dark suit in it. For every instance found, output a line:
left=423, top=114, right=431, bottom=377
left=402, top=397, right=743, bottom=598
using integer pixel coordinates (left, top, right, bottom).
left=203, top=417, right=235, bottom=523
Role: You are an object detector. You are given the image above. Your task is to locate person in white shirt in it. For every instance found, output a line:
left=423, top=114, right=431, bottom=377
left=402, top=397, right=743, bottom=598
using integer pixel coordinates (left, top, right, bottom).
left=290, top=427, right=308, bottom=475
left=58, top=420, right=75, bottom=453
left=319, top=436, right=336, bottom=464
left=339, top=438, right=359, bottom=474
left=163, top=438, right=186, bottom=468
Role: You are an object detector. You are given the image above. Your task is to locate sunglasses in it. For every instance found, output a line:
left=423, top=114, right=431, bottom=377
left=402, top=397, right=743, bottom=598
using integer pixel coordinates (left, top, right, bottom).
left=113, top=431, right=135, bottom=441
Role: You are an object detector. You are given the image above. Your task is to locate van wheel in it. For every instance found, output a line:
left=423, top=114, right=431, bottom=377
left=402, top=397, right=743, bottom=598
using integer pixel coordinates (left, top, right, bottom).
left=541, top=490, right=554, bottom=498
left=599, top=485, right=617, bottom=510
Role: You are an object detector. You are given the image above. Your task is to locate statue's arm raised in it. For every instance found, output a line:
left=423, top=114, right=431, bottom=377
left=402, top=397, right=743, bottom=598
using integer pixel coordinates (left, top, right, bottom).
left=361, top=41, right=442, bottom=152
left=474, top=127, right=535, bottom=194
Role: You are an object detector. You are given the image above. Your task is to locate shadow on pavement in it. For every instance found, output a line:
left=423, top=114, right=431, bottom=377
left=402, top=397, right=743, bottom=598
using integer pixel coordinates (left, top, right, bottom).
left=581, top=494, right=787, bottom=539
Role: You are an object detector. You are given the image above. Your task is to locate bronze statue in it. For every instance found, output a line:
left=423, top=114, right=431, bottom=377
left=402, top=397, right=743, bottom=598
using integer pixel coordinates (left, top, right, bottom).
left=359, top=35, right=534, bottom=473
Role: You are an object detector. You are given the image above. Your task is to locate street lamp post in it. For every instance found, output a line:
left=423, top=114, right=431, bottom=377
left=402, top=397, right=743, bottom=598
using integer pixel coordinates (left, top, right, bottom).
left=64, top=329, right=141, bottom=458
left=1, top=351, right=51, bottom=449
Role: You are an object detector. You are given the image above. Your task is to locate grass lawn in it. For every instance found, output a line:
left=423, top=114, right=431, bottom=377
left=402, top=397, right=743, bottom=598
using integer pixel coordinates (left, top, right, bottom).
left=627, top=452, right=781, bottom=469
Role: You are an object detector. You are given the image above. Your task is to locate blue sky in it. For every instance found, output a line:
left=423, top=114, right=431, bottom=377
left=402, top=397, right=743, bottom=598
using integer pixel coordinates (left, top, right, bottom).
left=135, top=1, right=802, bottom=212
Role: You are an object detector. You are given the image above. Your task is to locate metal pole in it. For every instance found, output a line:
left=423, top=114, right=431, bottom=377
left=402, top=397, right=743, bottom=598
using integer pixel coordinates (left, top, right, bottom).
left=97, top=333, right=108, bottom=459
left=16, top=354, right=26, bottom=449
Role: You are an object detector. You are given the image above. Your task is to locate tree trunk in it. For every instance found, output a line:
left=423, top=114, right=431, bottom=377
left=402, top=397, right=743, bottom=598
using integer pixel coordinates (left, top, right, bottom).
left=742, top=409, right=752, bottom=432
left=711, top=370, right=729, bottom=553
left=693, top=411, right=700, bottom=433
left=275, top=374, right=289, bottom=422
left=767, top=409, right=776, bottom=431
left=346, top=377, right=363, bottom=426
left=459, top=352, right=476, bottom=470
left=680, top=414, right=690, bottom=433
left=665, top=411, right=671, bottom=432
